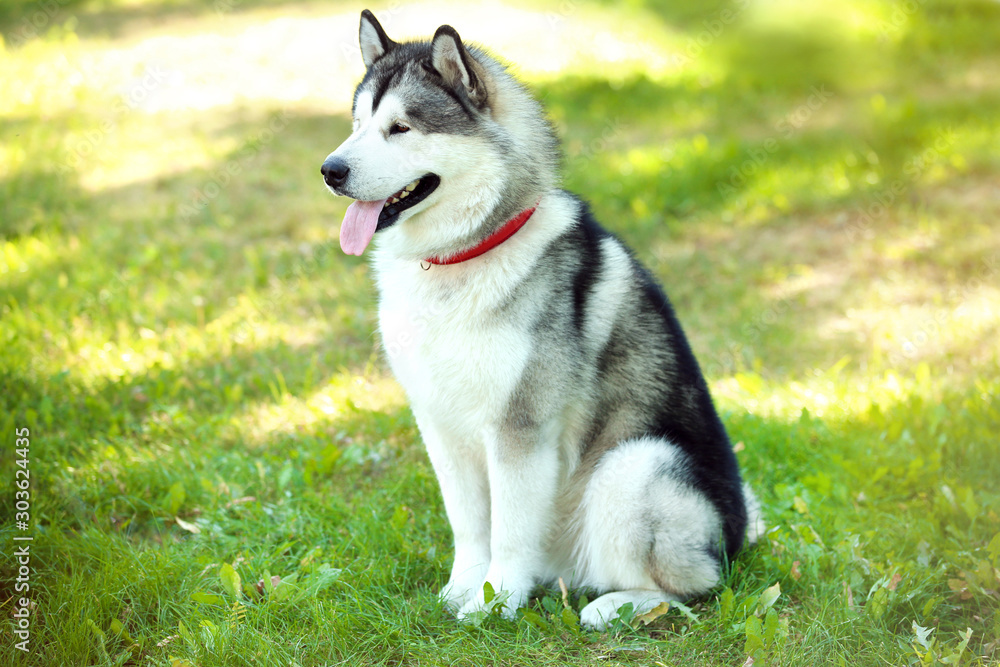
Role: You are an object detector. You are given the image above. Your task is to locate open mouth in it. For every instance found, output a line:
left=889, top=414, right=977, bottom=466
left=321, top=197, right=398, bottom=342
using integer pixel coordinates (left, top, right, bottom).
left=376, top=173, right=440, bottom=231
left=338, top=173, right=441, bottom=256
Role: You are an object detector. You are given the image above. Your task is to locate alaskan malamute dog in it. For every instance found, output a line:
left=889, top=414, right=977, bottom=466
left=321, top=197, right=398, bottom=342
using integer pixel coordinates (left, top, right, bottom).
left=321, top=10, right=763, bottom=630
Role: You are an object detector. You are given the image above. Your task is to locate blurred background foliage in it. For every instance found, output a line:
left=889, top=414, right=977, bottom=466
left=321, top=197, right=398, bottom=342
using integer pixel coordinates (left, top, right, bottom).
left=1, top=0, right=998, bottom=665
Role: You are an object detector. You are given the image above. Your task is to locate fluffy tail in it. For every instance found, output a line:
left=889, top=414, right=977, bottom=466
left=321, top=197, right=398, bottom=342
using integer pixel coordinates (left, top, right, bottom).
left=743, top=483, right=766, bottom=545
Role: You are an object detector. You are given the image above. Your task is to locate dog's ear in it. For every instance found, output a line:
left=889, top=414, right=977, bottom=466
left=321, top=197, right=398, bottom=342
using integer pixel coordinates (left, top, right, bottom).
left=430, top=25, right=488, bottom=109
left=359, top=9, right=394, bottom=69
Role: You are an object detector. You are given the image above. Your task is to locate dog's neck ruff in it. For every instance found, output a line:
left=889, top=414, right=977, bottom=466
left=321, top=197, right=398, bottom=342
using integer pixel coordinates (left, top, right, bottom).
left=424, top=204, right=537, bottom=266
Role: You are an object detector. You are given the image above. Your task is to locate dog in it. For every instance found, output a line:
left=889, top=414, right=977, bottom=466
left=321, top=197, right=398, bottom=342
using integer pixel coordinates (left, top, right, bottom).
left=320, top=10, right=763, bottom=630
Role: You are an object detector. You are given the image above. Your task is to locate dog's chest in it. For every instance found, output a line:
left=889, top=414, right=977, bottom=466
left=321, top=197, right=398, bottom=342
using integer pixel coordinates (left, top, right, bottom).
left=377, top=280, right=531, bottom=430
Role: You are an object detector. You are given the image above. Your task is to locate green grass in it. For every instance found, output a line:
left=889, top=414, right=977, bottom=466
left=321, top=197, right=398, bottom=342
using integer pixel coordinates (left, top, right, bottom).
left=2, top=0, right=999, bottom=664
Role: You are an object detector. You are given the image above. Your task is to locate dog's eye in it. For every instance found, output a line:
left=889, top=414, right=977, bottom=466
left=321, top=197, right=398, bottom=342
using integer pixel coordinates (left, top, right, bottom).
left=390, top=122, right=410, bottom=135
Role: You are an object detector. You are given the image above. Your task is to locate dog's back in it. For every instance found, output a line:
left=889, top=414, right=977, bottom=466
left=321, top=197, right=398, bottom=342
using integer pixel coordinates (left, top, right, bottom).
left=510, top=201, right=750, bottom=555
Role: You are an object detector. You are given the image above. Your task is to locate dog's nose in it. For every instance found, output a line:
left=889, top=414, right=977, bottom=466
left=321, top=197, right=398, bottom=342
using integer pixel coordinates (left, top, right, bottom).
left=321, top=158, right=350, bottom=188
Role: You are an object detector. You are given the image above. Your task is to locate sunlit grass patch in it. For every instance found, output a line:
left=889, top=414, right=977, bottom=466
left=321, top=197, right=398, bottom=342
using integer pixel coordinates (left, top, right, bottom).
left=2, top=0, right=999, bottom=665
left=233, top=371, right=407, bottom=448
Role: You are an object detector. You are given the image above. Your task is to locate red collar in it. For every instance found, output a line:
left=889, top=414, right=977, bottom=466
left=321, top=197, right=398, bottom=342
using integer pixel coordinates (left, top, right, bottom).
left=424, top=204, right=537, bottom=266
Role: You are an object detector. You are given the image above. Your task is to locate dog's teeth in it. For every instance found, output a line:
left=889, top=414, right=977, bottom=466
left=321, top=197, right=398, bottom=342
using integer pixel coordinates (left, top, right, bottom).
left=405, top=181, right=418, bottom=192
left=399, top=190, right=409, bottom=198
left=389, top=197, right=399, bottom=204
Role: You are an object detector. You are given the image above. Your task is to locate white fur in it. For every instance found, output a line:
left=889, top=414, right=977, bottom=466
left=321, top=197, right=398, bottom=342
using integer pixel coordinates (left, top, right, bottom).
left=371, top=200, right=729, bottom=628
left=743, top=483, right=766, bottom=545
left=581, top=238, right=633, bottom=355
left=325, top=17, right=761, bottom=631
left=571, top=439, right=722, bottom=594
left=580, top=589, right=677, bottom=630
left=374, top=193, right=579, bottom=620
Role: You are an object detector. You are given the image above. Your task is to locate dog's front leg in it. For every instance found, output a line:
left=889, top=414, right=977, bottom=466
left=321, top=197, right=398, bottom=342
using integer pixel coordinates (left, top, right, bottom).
left=417, top=415, right=492, bottom=612
left=456, top=425, right=561, bottom=621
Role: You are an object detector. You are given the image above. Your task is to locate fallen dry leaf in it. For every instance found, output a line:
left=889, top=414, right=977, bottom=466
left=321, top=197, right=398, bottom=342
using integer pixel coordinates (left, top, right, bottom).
left=224, top=496, right=256, bottom=509
left=174, top=517, right=201, bottom=534
left=634, top=601, right=672, bottom=626
left=844, top=581, right=855, bottom=611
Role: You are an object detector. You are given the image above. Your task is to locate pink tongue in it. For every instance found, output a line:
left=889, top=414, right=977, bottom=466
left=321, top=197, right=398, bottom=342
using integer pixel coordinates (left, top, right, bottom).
left=340, top=198, right=389, bottom=255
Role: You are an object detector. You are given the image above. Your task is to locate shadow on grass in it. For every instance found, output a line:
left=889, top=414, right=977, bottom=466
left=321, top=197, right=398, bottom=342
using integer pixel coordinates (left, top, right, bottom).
left=539, top=71, right=1000, bottom=227
left=3, top=65, right=997, bottom=446
left=0, top=108, right=374, bottom=470
left=2, top=0, right=997, bottom=539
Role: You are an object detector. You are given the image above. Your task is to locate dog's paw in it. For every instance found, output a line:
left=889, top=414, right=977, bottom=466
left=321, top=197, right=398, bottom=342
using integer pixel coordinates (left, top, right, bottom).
left=456, top=582, right=529, bottom=623
left=580, top=589, right=677, bottom=631
left=579, top=598, right=620, bottom=631
left=440, top=560, right=490, bottom=611
left=439, top=580, right=477, bottom=612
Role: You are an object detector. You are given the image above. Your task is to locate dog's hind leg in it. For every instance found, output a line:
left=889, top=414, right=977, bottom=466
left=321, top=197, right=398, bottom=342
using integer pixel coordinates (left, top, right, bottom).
left=573, top=437, right=726, bottom=630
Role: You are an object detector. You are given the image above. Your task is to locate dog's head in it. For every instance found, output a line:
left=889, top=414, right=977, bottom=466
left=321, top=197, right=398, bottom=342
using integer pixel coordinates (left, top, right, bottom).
left=322, top=10, right=556, bottom=260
